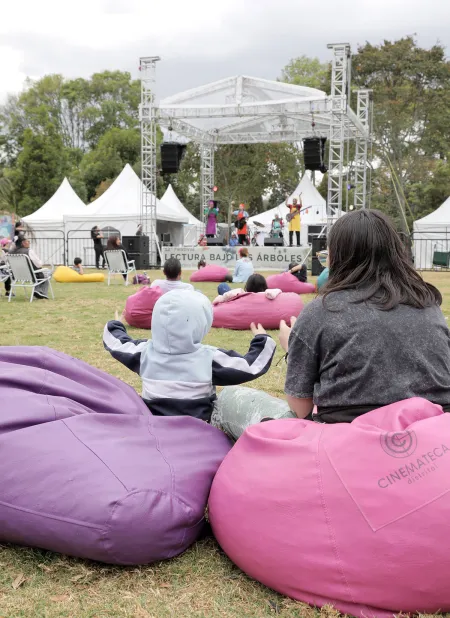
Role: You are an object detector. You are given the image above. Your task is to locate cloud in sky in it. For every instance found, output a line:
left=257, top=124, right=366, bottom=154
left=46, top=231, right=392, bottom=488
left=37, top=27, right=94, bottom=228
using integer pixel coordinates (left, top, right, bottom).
left=0, top=0, right=449, bottom=102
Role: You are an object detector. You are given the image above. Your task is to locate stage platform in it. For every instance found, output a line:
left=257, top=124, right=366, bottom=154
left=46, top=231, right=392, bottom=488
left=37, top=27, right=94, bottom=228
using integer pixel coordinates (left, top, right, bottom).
left=161, top=246, right=310, bottom=271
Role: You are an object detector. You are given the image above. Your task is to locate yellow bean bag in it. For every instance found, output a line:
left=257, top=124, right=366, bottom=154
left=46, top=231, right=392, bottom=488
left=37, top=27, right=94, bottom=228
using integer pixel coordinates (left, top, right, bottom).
left=53, top=266, right=105, bottom=283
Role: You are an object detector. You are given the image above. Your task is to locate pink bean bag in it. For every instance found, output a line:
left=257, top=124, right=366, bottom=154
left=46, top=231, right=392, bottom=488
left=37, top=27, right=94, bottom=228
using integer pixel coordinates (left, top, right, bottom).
left=212, top=292, right=303, bottom=330
left=209, top=398, right=450, bottom=617
left=266, top=272, right=315, bottom=294
left=190, top=265, right=229, bottom=283
left=123, top=286, right=163, bottom=329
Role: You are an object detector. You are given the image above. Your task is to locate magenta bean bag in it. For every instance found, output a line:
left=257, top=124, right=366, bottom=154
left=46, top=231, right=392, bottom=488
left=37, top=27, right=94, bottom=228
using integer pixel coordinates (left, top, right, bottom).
left=212, top=292, right=303, bottom=330
left=0, top=346, right=231, bottom=565
left=209, top=398, right=450, bottom=617
left=190, top=265, right=229, bottom=283
left=123, top=286, right=163, bottom=329
left=266, top=272, right=315, bottom=294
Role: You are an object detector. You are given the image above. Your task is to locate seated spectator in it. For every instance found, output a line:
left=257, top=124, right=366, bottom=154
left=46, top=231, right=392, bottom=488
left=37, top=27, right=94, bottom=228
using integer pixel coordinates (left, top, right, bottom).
left=0, top=239, right=12, bottom=296
left=106, top=235, right=127, bottom=255
left=103, top=289, right=276, bottom=422
left=10, top=237, right=49, bottom=299
left=288, top=262, right=308, bottom=283
left=215, top=274, right=281, bottom=303
left=245, top=273, right=267, bottom=293
left=151, top=257, right=194, bottom=294
left=72, top=257, right=84, bottom=275
left=226, top=247, right=254, bottom=284
left=198, top=256, right=207, bottom=270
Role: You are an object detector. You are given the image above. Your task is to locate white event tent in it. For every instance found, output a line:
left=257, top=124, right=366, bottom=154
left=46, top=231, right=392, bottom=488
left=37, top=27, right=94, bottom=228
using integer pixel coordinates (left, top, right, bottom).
left=64, top=164, right=189, bottom=265
left=161, top=184, right=202, bottom=246
left=23, top=177, right=87, bottom=264
left=413, top=196, right=450, bottom=269
left=248, top=174, right=327, bottom=246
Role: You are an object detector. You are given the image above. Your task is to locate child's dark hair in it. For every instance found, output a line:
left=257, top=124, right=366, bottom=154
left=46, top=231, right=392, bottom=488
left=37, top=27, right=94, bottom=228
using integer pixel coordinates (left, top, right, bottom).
left=245, top=274, right=267, bottom=293
left=74, top=257, right=82, bottom=266
left=163, top=257, right=182, bottom=280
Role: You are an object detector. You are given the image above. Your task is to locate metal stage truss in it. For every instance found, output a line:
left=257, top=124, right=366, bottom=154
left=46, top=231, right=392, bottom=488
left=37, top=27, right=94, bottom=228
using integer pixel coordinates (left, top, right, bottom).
left=138, top=44, right=372, bottom=265
left=139, top=56, right=160, bottom=267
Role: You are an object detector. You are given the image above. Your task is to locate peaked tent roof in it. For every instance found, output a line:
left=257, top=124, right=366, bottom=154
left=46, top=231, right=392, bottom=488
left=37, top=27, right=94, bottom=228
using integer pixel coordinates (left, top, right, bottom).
left=161, top=184, right=202, bottom=226
left=87, top=164, right=188, bottom=223
left=24, top=178, right=86, bottom=222
left=248, top=174, right=327, bottom=227
left=413, top=196, right=450, bottom=229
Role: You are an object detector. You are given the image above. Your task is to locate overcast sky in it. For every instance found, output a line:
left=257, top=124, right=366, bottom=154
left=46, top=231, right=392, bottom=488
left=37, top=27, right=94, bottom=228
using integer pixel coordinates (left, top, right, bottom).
left=1, top=0, right=449, bottom=103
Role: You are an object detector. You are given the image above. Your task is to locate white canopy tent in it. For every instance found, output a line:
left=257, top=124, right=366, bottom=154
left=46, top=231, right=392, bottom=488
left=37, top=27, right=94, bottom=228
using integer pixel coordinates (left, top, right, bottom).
left=161, top=184, right=202, bottom=246
left=64, top=164, right=188, bottom=266
left=248, top=174, right=327, bottom=246
left=23, top=177, right=87, bottom=264
left=413, top=197, right=450, bottom=269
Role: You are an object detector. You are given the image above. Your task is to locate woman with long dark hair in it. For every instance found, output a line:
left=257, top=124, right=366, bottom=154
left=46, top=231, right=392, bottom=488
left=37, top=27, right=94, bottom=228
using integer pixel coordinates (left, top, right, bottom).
left=91, top=226, right=105, bottom=269
left=212, top=210, right=450, bottom=439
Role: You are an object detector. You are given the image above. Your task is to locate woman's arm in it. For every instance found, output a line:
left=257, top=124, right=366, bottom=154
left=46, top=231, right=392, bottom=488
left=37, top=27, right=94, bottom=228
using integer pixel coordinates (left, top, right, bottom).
left=286, top=395, right=314, bottom=419
left=28, top=249, right=43, bottom=269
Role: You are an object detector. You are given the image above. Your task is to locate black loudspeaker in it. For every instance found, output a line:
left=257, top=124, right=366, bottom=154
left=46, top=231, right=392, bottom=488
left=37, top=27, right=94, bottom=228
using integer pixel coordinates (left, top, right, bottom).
left=303, top=137, right=327, bottom=172
left=129, top=252, right=150, bottom=270
left=311, top=236, right=327, bottom=255
left=264, top=237, right=284, bottom=247
left=206, top=238, right=224, bottom=246
left=122, top=236, right=149, bottom=253
left=311, top=257, right=325, bottom=276
left=161, top=143, right=187, bottom=174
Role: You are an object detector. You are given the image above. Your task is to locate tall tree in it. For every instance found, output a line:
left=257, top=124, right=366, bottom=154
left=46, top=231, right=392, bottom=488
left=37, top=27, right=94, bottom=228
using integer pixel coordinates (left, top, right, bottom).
left=279, top=55, right=330, bottom=92
left=353, top=37, right=450, bottom=228
left=11, top=127, right=69, bottom=216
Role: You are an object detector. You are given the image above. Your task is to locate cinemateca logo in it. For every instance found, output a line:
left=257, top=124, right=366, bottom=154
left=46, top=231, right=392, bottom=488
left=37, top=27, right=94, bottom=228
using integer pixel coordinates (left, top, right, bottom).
left=380, top=430, right=417, bottom=458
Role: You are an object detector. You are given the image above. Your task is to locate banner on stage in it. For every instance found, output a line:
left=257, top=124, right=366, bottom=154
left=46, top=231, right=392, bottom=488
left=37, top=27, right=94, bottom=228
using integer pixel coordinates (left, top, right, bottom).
left=161, top=246, right=311, bottom=270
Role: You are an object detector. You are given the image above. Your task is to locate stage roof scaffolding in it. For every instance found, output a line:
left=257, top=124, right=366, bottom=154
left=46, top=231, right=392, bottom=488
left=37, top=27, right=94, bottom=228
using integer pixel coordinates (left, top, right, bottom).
left=139, top=44, right=372, bottom=266
left=158, top=75, right=366, bottom=145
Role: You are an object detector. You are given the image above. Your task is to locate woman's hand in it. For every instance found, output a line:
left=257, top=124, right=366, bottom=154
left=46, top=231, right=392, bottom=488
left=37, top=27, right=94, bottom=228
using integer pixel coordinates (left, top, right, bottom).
left=250, top=323, right=266, bottom=336
left=279, top=317, right=297, bottom=352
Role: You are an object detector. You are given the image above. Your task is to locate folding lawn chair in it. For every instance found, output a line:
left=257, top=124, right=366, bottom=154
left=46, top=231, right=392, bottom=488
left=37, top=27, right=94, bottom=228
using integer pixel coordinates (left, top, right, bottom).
left=6, top=254, right=54, bottom=303
left=104, top=250, right=136, bottom=286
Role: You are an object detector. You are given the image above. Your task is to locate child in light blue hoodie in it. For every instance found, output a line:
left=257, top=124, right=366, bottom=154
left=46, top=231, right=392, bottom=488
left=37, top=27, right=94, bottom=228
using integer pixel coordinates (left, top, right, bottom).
left=103, top=289, right=276, bottom=422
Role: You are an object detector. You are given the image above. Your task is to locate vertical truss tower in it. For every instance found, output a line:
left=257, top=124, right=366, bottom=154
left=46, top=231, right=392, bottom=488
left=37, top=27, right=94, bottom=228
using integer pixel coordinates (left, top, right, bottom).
left=353, top=89, right=373, bottom=210
left=200, top=144, right=215, bottom=226
left=139, top=56, right=160, bottom=267
left=327, top=43, right=351, bottom=231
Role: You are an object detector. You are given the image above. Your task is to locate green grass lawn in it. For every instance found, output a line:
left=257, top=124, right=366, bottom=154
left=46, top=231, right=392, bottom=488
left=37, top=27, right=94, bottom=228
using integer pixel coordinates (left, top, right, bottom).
left=1, top=270, right=449, bottom=617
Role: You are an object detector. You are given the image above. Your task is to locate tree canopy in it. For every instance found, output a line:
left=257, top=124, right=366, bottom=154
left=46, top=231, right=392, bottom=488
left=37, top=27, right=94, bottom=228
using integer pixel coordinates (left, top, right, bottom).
left=0, top=38, right=449, bottom=228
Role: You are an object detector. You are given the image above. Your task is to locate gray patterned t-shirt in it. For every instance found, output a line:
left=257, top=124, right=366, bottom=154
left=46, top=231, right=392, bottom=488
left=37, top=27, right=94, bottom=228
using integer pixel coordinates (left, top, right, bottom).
left=285, top=290, right=450, bottom=423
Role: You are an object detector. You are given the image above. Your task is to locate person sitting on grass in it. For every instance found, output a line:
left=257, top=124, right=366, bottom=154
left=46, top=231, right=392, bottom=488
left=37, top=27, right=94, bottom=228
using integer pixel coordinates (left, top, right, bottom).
left=72, top=257, right=84, bottom=275
left=103, top=289, right=276, bottom=422
left=151, top=257, right=194, bottom=294
left=223, top=247, right=254, bottom=285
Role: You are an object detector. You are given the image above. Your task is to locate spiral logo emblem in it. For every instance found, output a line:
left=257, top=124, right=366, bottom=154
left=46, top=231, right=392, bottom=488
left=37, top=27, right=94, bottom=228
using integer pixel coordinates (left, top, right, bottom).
left=380, top=430, right=417, bottom=458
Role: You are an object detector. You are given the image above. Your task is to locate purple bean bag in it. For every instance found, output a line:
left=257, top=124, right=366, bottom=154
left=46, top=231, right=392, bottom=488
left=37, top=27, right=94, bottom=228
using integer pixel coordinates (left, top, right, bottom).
left=212, top=292, right=303, bottom=330
left=0, top=346, right=231, bottom=565
left=124, top=286, right=163, bottom=329
left=190, top=265, right=229, bottom=283
left=209, top=398, right=450, bottom=617
left=266, top=272, right=315, bottom=294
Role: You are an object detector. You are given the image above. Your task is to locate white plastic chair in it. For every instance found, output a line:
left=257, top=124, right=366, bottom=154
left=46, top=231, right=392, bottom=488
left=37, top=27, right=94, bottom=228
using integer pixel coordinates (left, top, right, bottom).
left=104, top=250, right=136, bottom=286
left=6, top=254, right=54, bottom=303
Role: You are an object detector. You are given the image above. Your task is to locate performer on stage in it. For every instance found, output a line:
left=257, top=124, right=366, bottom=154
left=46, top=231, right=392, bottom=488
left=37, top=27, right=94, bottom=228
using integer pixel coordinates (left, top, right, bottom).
left=204, top=200, right=219, bottom=238
left=271, top=213, right=284, bottom=238
left=233, top=203, right=249, bottom=245
left=286, top=196, right=302, bottom=246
